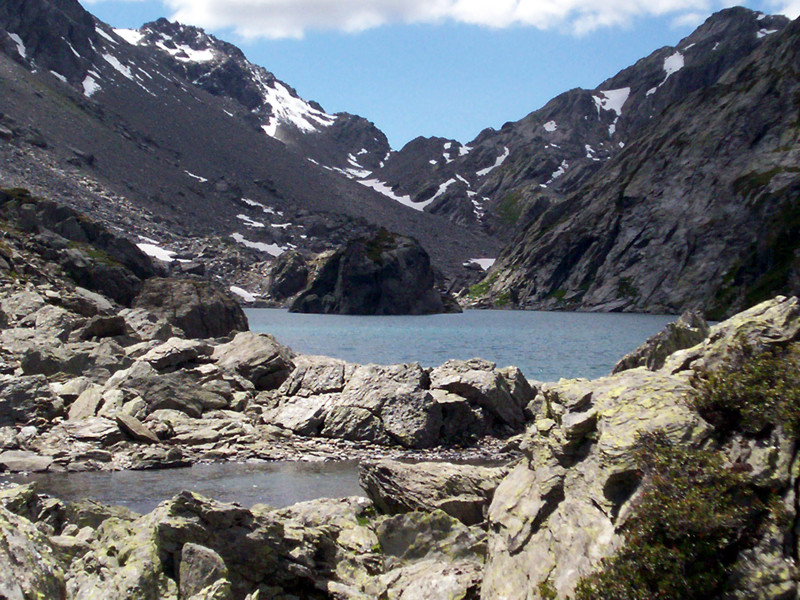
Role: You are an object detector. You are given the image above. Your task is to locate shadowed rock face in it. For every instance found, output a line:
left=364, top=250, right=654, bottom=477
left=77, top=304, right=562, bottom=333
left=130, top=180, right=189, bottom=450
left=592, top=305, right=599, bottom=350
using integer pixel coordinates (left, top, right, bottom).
left=290, top=229, right=458, bottom=315
left=479, top=14, right=800, bottom=317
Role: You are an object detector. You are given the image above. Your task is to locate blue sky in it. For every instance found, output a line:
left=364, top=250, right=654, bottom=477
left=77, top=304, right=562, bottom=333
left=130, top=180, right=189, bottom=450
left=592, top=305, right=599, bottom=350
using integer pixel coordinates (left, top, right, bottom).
left=80, top=0, right=799, bottom=149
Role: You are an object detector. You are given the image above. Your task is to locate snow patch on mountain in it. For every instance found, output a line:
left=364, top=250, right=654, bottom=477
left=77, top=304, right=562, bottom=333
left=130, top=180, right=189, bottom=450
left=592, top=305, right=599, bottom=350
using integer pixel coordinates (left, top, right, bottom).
left=231, top=233, right=284, bottom=256
left=663, top=52, right=685, bottom=80
left=593, top=88, right=630, bottom=116
left=757, top=28, right=778, bottom=38
left=137, top=243, right=177, bottom=262
left=103, top=54, right=133, bottom=80
left=547, top=160, right=569, bottom=184
left=431, top=178, right=457, bottom=202
left=242, top=198, right=281, bottom=216
left=257, top=74, right=336, bottom=137
left=359, top=179, right=433, bottom=211
left=477, top=147, right=510, bottom=177
left=459, top=145, right=472, bottom=157
left=465, top=258, right=496, bottom=270
left=82, top=73, right=101, bottom=97
left=114, top=28, right=144, bottom=45
left=184, top=170, right=208, bottom=183
left=8, top=33, right=26, bottom=59
left=230, top=286, right=257, bottom=303
left=543, top=120, right=557, bottom=132
left=237, top=214, right=265, bottom=228
left=95, top=26, right=118, bottom=45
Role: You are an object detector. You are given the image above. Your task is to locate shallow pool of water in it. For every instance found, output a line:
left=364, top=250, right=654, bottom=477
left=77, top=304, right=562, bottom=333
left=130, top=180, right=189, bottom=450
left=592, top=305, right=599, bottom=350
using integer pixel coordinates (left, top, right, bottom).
left=1, top=460, right=362, bottom=514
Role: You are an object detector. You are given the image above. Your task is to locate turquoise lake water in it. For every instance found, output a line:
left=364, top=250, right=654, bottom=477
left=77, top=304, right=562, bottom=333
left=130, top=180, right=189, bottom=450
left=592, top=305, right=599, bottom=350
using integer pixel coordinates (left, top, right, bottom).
left=246, top=308, right=677, bottom=382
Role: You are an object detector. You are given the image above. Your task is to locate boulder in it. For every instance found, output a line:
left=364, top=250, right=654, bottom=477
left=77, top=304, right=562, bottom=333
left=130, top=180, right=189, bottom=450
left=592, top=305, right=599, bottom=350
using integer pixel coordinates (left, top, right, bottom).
left=105, top=361, right=226, bottom=418
left=375, top=510, right=486, bottom=566
left=61, top=286, right=115, bottom=317
left=267, top=250, right=308, bottom=301
left=212, top=332, right=295, bottom=390
left=0, top=450, right=53, bottom=472
left=133, top=277, right=248, bottom=339
left=140, top=337, right=213, bottom=371
left=429, top=359, right=531, bottom=430
left=663, top=295, right=800, bottom=373
left=359, top=459, right=509, bottom=525
left=75, top=314, right=127, bottom=340
left=0, top=373, right=62, bottom=426
left=115, top=413, right=160, bottom=444
left=0, top=505, right=65, bottom=599
left=119, top=307, right=184, bottom=342
left=67, top=385, right=103, bottom=420
left=0, top=290, right=47, bottom=323
left=290, top=229, right=458, bottom=315
left=179, top=543, right=230, bottom=599
left=63, top=417, right=125, bottom=446
left=612, top=310, right=710, bottom=373
left=364, top=559, right=483, bottom=600
left=27, top=304, right=80, bottom=341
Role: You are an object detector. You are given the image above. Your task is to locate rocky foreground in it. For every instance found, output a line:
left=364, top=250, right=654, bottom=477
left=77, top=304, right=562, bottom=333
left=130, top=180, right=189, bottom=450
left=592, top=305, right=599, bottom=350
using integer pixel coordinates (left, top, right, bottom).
left=2, top=293, right=799, bottom=599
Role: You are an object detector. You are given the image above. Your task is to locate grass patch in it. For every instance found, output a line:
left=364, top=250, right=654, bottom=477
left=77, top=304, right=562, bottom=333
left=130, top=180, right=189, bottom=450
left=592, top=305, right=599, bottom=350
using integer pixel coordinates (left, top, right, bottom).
left=362, top=227, right=399, bottom=264
left=494, top=290, right=511, bottom=307
left=468, top=272, right=498, bottom=298
left=573, top=432, right=767, bottom=600
left=0, top=187, right=35, bottom=203
left=617, top=277, right=638, bottom=299
left=67, top=242, right=122, bottom=268
left=692, top=341, right=800, bottom=439
left=498, top=192, right=524, bottom=225
left=732, top=167, right=784, bottom=198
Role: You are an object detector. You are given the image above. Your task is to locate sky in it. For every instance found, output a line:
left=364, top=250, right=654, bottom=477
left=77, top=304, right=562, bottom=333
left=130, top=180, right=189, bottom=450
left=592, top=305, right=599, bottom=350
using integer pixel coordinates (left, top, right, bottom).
left=79, top=0, right=800, bottom=150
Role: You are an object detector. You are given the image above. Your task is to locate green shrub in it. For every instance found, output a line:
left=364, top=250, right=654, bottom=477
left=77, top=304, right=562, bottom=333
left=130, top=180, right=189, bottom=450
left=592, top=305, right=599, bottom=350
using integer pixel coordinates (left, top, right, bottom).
left=692, top=341, right=800, bottom=438
left=573, top=432, right=765, bottom=600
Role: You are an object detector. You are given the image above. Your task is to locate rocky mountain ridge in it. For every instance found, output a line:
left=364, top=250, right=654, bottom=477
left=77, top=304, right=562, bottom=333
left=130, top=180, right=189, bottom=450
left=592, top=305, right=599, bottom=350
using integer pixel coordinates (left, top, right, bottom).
left=475, top=11, right=800, bottom=317
left=362, top=7, right=790, bottom=237
left=0, top=0, right=499, bottom=302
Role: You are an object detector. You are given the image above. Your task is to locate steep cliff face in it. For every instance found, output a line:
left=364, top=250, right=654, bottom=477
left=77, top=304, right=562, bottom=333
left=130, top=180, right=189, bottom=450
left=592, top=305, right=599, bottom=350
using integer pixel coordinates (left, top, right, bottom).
left=479, top=14, right=800, bottom=317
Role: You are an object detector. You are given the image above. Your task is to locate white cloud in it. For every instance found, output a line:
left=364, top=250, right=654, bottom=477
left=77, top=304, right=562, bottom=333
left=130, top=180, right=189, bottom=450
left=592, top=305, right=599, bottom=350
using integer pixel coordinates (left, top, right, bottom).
left=84, top=0, right=798, bottom=38
left=153, top=0, right=721, bottom=38
left=768, top=0, right=800, bottom=18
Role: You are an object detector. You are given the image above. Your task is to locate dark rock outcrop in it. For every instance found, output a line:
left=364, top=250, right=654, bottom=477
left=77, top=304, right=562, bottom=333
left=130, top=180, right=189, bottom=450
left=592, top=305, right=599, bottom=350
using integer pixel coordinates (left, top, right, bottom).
left=0, top=189, right=157, bottom=305
left=133, top=277, right=248, bottom=339
left=290, top=229, right=458, bottom=315
left=478, top=13, right=800, bottom=317
left=266, top=250, right=308, bottom=301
